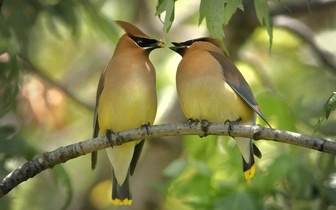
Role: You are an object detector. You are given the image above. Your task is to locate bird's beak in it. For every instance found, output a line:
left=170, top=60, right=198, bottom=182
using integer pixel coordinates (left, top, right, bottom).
left=157, top=40, right=165, bottom=48
left=171, top=42, right=180, bottom=46
left=148, top=40, right=165, bottom=49
left=169, top=42, right=185, bottom=51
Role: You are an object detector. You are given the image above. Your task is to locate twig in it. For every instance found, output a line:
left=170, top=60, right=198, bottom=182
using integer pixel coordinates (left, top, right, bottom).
left=0, top=122, right=335, bottom=197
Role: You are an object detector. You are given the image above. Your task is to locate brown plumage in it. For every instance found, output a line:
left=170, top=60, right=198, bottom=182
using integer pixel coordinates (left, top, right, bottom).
left=92, top=21, right=164, bottom=205
left=170, top=37, right=271, bottom=180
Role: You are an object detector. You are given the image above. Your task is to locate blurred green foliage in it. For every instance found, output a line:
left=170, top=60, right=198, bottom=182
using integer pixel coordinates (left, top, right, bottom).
left=0, top=15, right=19, bottom=117
left=315, top=92, right=336, bottom=134
left=0, top=1, right=336, bottom=210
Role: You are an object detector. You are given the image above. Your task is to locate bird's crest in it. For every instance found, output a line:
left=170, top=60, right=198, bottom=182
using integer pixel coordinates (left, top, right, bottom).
left=199, top=37, right=222, bottom=49
left=115, top=20, right=149, bottom=38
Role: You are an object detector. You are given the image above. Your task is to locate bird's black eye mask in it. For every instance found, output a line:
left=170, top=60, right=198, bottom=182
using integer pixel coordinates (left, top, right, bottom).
left=129, top=35, right=159, bottom=48
left=174, top=38, right=211, bottom=47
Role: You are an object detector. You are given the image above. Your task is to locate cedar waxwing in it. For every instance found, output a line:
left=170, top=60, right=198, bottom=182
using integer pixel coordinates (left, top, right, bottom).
left=169, top=37, right=271, bottom=180
left=92, top=20, right=165, bottom=205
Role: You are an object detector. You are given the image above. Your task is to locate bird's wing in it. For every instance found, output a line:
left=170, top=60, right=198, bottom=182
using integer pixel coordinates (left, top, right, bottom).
left=208, top=51, right=271, bottom=128
left=130, top=140, right=145, bottom=175
left=91, top=66, right=107, bottom=170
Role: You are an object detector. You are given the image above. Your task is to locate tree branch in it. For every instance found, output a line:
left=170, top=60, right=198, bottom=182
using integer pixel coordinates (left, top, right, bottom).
left=1, top=122, right=335, bottom=198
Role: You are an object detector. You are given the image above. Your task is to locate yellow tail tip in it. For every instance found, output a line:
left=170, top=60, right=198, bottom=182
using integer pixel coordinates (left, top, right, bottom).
left=112, top=198, right=132, bottom=205
left=244, top=164, right=256, bottom=180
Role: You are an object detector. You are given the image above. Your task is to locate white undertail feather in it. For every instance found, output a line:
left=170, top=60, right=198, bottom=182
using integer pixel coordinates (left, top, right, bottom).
left=106, top=142, right=136, bottom=185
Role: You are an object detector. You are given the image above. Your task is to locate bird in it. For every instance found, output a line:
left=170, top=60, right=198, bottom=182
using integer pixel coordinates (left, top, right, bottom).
left=92, top=20, right=165, bottom=205
left=169, top=37, right=271, bottom=180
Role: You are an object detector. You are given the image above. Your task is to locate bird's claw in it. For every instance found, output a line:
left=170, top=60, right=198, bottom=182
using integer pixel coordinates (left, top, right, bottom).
left=106, top=129, right=115, bottom=147
left=187, top=118, right=199, bottom=128
left=199, top=119, right=210, bottom=138
left=141, top=122, right=151, bottom=136
left=106, top=129, right=124, bottom=146
left=224, top=118, right=241, bottom=138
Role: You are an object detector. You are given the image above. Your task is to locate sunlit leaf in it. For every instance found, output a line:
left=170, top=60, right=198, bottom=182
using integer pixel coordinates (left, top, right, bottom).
left=156, top=0, right=168, bottom=16
left=155, top=0, right=176, bottom=33
left=223, top=0, right=243, bottom=25
left=254, top=0, right=273, bottom=51
left=314, top=92, right=336, bottom=134
left=199, top=0, right=206, bottom=25
left=198, top=0, right=233, bottom=54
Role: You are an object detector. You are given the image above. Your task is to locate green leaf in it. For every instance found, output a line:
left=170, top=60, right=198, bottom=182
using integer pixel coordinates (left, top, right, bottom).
left=53, top=165, right=73, bottom=210
left=198, top=0, right=206, bottom=25
left=48, top=1, right=80, bottom=36
left=0, top=15, right=20, bottom=117
left=223, top=0, right=243, bottom=25
left=0, top=125, right=38, bottom=160
left=215, top=192, right=260, bottom=210
left=255, top=154, right=298, bottom=193
left=314, top=92, right=336, bottom=134
left=163, top=158, right=187, bottom=178
left=198, top=0, right=231, bottom=54
left=201, top=0, right=225, bottom=41
left=189, top=158, right=212, bottom=176
left=82, top=0, right=119, bottom=42
left=254, top=0, right=273, bottom=51
left=156, top=0, right=168, bottom=16
left=164, top=0, right=175, bottom=32
left=155, top=0, right=176, bottom=33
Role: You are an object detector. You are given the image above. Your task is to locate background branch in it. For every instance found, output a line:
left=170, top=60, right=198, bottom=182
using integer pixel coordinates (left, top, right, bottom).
left=1, top=123, right=335, bottom=198
left=270, top=0, right=336, bottom=16
left=273, top=15, right=336, bottom=74
left=18, top=55, right=95, bottom=111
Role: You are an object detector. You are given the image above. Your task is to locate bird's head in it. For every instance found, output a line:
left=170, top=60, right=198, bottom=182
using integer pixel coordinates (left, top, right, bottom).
left=169, top=37, right=221, bottom=56
left=115, top=20, right=165, bottom=52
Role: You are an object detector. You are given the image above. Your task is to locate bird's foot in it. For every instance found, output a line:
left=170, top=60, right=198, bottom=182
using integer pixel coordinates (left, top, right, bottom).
left=187, top=118, right=199, bottom=128
left=106, top=129, right=123, bottom=146
left=106, top=129, right=115, bottom=147
left=224, top=117, right=241, bottom=138
left=200, top=119, right=210, bottom=138
left=141, top=122, right=151, bottom=136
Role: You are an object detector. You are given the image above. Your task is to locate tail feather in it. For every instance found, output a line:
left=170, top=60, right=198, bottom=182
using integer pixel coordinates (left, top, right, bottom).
left=253, top=143, right=262, bottom=159
left=242, top=151, right=255, bottom=180
left=112, top=169, right=132, bottom=205
left=236, top=137, right=260, bottom=180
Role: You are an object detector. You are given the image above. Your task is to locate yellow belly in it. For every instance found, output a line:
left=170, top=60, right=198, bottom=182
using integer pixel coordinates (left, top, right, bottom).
left=176, top=57, right=253, bottom=125
left=98, top=79, right=157, bottom=133
left=97, top=69, right=157, bottom=185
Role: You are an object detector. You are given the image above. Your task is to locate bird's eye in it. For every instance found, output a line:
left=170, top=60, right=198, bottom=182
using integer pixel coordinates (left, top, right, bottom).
left=136, top=40, right=143, bottom=45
